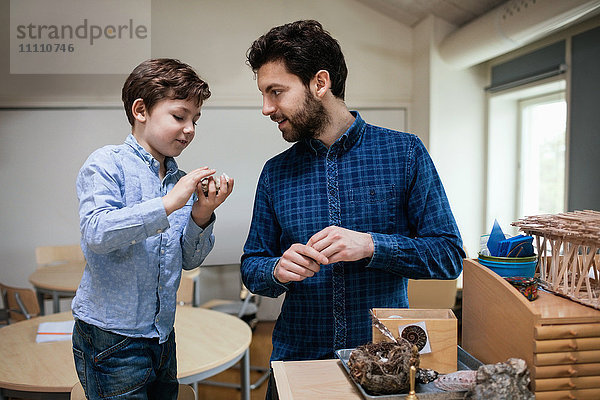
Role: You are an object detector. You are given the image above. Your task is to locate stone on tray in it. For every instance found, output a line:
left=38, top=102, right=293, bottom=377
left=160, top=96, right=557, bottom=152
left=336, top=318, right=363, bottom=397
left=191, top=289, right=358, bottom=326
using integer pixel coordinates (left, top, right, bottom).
left=468, top=358, right=534, bottom=400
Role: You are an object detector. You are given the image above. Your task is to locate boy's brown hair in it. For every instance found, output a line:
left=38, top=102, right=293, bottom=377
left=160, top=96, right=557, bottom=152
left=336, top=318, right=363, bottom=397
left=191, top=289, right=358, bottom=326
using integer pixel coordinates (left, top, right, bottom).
left=122, top=59, right=211, bottom=126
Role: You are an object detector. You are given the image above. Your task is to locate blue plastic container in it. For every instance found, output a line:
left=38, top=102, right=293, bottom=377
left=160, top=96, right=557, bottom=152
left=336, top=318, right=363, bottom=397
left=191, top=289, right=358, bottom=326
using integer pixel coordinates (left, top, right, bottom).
left=477, top=253, right=537, bottom=278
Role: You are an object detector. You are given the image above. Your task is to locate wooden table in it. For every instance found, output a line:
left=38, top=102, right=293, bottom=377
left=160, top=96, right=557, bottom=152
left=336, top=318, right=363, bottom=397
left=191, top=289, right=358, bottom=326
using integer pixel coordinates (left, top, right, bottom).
left=0, top=306, right=252, bottom=400
left=29, top=262, right=84, bottom=314
left=272, top=359, right=362, bottom=400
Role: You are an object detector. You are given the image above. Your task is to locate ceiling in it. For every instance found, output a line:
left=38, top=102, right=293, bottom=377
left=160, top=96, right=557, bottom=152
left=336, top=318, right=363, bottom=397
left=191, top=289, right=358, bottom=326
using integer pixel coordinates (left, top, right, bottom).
left=353, top=0, right=507, bottom=28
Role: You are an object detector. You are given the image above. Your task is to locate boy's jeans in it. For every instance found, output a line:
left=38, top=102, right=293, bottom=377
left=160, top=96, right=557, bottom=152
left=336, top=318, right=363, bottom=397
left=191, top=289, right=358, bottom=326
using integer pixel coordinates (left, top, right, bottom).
left=72, top=319, right=178, bottom=399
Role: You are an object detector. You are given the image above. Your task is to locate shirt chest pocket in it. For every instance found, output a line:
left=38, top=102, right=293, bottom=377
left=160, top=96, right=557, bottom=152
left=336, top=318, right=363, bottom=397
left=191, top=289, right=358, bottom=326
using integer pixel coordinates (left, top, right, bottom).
left=345, top=184, right=398, bottom=232
left=349, top=185, right=396, bottom=204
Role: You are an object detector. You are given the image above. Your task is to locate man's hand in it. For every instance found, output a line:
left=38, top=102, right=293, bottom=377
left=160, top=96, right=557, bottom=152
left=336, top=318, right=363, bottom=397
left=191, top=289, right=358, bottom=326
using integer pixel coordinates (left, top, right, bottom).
left=307, top=226, right=374, bottom=264
left=191, top=173, right=234, bottom=228
left=274, top=243, right=328, bottom=284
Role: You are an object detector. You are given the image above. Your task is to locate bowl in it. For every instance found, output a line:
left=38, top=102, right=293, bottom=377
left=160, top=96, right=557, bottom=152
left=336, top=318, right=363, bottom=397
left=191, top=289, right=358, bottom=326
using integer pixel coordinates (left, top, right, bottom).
left=477, top=253, right=537, bottom=278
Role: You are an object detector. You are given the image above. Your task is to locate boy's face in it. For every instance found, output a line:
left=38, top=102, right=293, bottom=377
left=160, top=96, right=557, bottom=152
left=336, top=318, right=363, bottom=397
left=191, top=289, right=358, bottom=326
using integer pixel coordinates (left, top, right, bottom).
left=134, top=98, right=201, bottom=161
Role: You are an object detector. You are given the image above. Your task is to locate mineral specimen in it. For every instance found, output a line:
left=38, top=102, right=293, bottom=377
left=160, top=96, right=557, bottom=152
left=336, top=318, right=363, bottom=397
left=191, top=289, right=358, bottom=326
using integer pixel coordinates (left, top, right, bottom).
left=348, top=340, right=419, bottom=395
left=469, top=358, right=534, bottom=400
left=200, top=173, right=229, bottom=196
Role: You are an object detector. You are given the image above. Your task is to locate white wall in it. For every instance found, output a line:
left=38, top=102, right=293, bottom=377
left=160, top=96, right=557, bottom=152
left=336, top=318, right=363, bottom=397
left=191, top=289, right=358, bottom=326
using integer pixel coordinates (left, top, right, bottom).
left=0, top=0, right=412, bottom=108
left=412, top=16, right=487, bottom=258
left=0, top=0, right=412, bottom=297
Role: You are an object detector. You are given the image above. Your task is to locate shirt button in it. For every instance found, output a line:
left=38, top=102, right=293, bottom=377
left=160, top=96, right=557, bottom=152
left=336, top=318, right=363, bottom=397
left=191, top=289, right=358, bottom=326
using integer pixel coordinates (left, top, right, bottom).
left=161, top=249, right=165, bottom=254
left=156, top=317, right=159, bottom=323
left=131, top=240, right=136, bottom=244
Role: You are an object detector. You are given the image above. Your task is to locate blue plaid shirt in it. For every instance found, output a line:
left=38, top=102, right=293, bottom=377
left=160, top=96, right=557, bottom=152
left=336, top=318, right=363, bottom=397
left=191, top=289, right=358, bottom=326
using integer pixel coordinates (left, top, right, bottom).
left=73, top=134, right=215, bottom=343
left=241, top=112, right=464, bottom=361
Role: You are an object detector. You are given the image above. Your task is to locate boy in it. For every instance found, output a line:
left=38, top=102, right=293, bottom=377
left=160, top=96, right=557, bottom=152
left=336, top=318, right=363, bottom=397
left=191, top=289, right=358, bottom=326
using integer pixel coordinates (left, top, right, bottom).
left=72, top=58, right=233, bottom=399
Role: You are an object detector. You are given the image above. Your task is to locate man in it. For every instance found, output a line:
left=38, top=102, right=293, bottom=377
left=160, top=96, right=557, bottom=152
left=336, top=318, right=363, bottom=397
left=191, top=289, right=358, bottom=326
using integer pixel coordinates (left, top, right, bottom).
left=241, top=19, right=464, bottom=366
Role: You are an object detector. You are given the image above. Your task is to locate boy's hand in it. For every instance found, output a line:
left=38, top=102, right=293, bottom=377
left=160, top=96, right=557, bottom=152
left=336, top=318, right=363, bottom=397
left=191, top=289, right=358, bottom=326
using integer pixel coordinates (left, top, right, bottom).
left=162, top=167, right=215, bottom=216
left=191, top=173, right=234, bottom=228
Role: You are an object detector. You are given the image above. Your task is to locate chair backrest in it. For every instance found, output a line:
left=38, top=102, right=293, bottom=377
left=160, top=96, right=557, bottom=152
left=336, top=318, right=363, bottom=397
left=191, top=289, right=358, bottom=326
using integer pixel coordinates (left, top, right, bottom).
left=407, top=278, right=458, bottom=309
left=70, top=382, right=196, bottom=399
left=35, top=244, right=85, bottom=266
left=70, top=381, right=85, bottom=400
left=177, top=384, right=196, bottom=400
left=0, top=283, right=41, bottom=321
left=176, top=269, right=199, bottom=306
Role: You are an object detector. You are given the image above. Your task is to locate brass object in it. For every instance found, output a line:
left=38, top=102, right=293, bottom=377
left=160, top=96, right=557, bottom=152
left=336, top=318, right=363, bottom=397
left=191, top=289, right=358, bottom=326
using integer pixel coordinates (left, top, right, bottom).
left=405, top=365, right=418, bottom=400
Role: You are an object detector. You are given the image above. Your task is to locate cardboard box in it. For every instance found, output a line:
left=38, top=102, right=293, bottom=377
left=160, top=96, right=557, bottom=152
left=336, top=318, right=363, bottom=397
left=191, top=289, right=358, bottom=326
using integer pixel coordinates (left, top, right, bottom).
left=371, top=308, right=457, bottom=373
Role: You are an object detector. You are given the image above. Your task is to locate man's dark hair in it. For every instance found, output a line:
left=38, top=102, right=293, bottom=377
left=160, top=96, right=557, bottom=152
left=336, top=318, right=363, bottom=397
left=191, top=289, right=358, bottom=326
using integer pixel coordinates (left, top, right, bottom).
left=122, top=58, right=211, bottom=126
left=247, top=20, right=348, bottom=100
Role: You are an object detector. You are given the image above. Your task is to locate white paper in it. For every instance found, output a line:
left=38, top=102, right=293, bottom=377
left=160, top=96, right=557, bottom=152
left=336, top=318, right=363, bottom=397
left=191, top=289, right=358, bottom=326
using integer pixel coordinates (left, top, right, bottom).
left=36, top=320, right=75, bottom=343
left=397, top=320, right=432, bottom=354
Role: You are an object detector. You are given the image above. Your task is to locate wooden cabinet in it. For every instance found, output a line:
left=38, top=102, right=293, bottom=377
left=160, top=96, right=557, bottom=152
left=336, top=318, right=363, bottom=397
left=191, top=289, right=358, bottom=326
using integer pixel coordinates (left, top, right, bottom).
left=462, top=259, right=600, bottom=400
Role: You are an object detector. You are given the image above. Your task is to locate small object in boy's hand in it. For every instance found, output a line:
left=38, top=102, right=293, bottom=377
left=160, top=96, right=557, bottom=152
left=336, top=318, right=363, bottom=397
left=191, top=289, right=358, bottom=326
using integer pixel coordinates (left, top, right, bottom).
left=504, top=276, right=538, bottom=301
left=200, top=173, right=230, bottom=196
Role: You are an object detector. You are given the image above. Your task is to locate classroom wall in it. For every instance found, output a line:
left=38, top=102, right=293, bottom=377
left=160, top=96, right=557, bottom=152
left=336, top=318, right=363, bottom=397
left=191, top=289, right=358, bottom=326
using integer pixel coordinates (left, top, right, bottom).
left=0, top=0, right=414, bottom=299
left=0, top=0, right=413, bottom=108
left=411, top=16, right=486, bottom=258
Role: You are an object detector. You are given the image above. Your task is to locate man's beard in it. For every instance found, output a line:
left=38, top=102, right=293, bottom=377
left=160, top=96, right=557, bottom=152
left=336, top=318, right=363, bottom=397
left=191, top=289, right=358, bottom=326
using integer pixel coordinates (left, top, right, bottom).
left=281, top=88, right=329, bottom=143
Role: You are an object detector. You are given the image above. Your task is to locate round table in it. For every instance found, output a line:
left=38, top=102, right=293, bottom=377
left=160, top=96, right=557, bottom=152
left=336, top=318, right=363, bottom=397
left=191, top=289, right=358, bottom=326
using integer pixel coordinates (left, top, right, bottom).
left=0, top=307, right=252, bottom=399
left=28, top=262, right=84, bottom=314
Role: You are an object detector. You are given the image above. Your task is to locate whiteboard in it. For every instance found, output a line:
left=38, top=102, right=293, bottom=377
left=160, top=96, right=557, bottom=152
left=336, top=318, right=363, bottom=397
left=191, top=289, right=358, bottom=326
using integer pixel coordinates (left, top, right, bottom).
left=0, top=107, right=405, bottom=284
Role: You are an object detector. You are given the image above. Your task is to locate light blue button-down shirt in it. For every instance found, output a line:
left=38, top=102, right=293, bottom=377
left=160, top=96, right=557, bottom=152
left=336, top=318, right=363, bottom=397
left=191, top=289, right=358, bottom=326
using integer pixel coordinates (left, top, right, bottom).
left=72, top=134, right=214, bottom=343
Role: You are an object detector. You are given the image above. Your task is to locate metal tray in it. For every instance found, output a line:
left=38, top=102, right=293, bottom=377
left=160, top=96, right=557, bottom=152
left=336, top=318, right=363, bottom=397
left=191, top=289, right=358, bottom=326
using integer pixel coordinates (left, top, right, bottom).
left=335, top=346, right=482, bottom=399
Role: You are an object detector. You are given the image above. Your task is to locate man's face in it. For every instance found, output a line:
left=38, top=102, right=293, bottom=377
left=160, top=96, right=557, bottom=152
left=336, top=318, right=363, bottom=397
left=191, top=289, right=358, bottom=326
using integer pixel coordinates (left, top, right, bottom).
left=257, top=61, right=328, bottom=142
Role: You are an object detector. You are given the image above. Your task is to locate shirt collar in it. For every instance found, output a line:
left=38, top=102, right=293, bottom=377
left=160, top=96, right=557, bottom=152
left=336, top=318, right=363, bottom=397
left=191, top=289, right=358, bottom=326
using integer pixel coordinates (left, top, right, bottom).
left=306, top=111, right=365, bottom=155
left=125, top=134, right=178, bottom=175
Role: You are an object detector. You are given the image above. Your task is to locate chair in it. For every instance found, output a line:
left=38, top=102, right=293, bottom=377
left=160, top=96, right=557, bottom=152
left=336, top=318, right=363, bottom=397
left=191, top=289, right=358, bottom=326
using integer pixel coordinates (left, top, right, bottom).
left=35, top=244, right=85, bottom=267
left=407, top=247, right=468, bottom=310
left=70, top=382, right=196, bottom=399
left=0, top=283, right=41, bottom=322
left=407, top=278, right=458, bottom=309
left=199, top=283, right=270, bottom=391
left=177, top=269, right=200, bottom=307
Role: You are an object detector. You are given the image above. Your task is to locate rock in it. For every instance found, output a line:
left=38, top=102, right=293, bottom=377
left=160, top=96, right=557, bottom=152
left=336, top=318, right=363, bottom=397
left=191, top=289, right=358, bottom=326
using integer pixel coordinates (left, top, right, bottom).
left=469, top=358, right=534, bottom=400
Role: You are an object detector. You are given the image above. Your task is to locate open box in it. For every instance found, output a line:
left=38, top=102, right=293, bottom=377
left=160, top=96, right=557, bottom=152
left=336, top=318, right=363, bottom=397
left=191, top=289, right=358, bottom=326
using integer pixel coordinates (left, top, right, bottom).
left=371, top=308, right=457, bottom=373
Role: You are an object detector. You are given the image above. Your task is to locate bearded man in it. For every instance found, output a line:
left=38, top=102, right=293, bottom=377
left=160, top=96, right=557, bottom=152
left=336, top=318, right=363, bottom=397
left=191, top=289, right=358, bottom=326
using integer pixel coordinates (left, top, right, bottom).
left=241, top=20, right=465, bottom=396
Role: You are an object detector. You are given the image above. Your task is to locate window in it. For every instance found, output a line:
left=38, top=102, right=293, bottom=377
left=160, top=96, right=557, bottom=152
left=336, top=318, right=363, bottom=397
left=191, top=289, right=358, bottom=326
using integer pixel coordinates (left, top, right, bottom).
left=486, top=79, right=566, bottom=232
left=518, top=92, right=566, bottom=217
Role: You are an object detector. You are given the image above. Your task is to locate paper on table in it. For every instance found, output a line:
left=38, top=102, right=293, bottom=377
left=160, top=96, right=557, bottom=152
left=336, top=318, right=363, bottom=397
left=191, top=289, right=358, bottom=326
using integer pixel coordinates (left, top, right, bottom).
left=36, top=320, right=75, bottom=343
